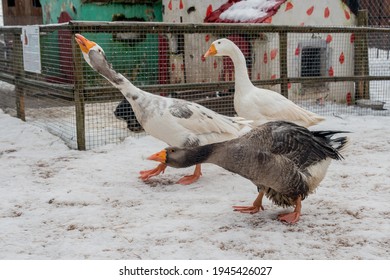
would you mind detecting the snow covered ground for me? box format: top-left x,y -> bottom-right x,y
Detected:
1,108 -> 389,260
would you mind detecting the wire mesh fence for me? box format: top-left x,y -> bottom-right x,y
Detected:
359,0 -> 390,28
1,21 -> 390,150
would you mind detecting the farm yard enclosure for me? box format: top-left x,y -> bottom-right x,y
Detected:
1,6 -> 390,262
1,21 -> 390,150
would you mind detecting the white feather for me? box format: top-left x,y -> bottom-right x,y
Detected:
208,38 -> 325,128
306,159 -> 332,193
84,42 -> 253,149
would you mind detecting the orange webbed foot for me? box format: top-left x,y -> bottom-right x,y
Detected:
278,196 -> 302,224
277,211 -> 300,224
232,205 -> 264,214
139,163 -> 167,181
233,191 -> 265,214
177,174 -> 201,185
176,164 -> 202,185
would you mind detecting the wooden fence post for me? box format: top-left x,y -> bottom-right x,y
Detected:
355,10 -> 370,100
13,32 -> 26,121
279,32 -> 288,98
72,32 -> 86,151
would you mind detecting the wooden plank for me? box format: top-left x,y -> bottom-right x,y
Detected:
355,10 -> 370,100
279,32 -> 288,97
66,21 -> 390,34
0,73 -> 15,84
78,74 -> 390,102
15,88 -> 25,121
13,32 -> 26,121
72,33 -> 86,151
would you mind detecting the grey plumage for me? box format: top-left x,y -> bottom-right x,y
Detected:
169,102 -> 194,119
161,121 -> 348,208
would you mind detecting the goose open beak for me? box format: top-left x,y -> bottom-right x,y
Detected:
147,149 -> 167,163
204,43 -> 217,57
75,34 -> 96,54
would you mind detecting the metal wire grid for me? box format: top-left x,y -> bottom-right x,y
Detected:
1,22 -> 390,150
359,0 -> 390,27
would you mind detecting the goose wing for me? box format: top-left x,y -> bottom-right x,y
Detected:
247,88 -> 324,127
172,101 -> 251,145
266,121 -> 341,169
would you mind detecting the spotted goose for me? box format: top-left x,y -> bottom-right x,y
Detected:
75,34 -> 251,184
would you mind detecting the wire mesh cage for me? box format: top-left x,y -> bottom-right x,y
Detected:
1,21 -> 390,150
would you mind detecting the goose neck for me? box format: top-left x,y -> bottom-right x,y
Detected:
103,67 -> 143,101
180,144 -> 217,167
228,48 -> 253,89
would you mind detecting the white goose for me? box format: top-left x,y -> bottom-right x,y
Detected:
204,38 -> 325,127
75,34 -> 251,185
204,38 -> 326,217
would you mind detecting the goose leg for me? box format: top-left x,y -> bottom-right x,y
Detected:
177,164 -> 202,185
139,163 -> 167,181
278,196 -> 302,224
233,192 -> 265,214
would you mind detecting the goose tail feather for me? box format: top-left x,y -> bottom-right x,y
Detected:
312,130 -> 350,159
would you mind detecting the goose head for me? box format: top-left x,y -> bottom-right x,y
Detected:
148,147 -> 199,168
147,147 -> 186,168
204,38 -> 236,57
75,34 -> 117,81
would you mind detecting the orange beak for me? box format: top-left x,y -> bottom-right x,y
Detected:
204,43 -> 217,57
75,34 -> 96,54
147,149 -> 167,163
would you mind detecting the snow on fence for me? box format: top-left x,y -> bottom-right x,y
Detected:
0,21 -> 390,150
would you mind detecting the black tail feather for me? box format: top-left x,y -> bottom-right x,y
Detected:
311,130 -> 351,139
311,130 -> 350,160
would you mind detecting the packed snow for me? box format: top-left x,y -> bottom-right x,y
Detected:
1,108 -> 389,260
220,0 -> 280,22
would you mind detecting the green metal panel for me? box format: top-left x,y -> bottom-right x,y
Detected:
39,0 -> 162,86
40,0 -> 162,24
